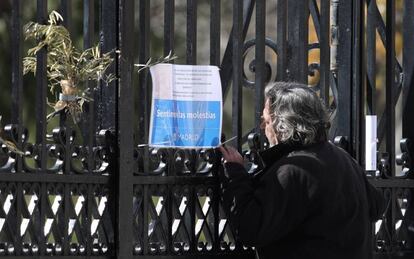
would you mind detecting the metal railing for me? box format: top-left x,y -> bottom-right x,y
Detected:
0,0 -> 413,258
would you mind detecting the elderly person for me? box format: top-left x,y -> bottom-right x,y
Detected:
219,82 -> 384,259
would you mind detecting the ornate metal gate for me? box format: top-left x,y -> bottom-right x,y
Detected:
0,0 -> 413,258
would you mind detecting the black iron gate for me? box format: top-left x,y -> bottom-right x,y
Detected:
0,0 -> 413,258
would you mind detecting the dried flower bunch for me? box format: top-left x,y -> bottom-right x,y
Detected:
23,11 -> 115,123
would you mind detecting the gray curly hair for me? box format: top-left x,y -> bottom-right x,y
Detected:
264,82 -> 330,145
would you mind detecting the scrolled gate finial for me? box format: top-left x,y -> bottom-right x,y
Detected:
379,153 -> 390,178
247,132 -> 260,151
396,138 -> 412,177
333,135 -> 348,151
245,133 -> 265,174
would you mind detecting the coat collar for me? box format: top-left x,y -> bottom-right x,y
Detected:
258,141 -> 326,168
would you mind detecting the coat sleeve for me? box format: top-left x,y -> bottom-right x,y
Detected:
220,161 -> 315,247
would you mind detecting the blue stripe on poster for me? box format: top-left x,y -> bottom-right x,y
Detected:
150,99 -> 221,147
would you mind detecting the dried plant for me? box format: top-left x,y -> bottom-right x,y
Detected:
134,50 -> 177,72
23,11 -> 115,123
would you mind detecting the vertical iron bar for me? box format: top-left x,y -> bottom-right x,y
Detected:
59,1 -> 72,131
276,0 -> 287,81
15,183 -> 23,255
187,0 -> 197,65
255,0 -> 265,148
190,186 -> 196,252
166,183 -> 172,253
335,0 -> 353,153
232,0 -> 243,150
36,0 -> 48,171
137,0 -> 150,180
401,26 -> 414,257
118,0 -> 135,258
84,0 -> 95,49
210,0 -> 220,66
99,0 -> 118,130
142,186 -> 149,254
59,107 -> 67,127
402,0 -> 414,169
220,0 -> 255,97
164,0 -> 175,57
11,0 -> 23,174
213,183 -> 219,252
352,0 -> 365,163
137,0 -> 150,145
83,0 -> 96,176
60,0 -> 73,36
391,188 -> 396,252
11,0 -> 22,126
64,130 -> 71,175
63,184 -> 70,255
40,183 -> 46,255
287,0 -> 308,83
86,184 -> 93,256
385,0 -> 395,176
100,2 -> 119,259
367,0 -> 376,115
211,2 -> 221,250
164,1 -> 174,251
186,5 -> 198,244
320,0 -> 330,106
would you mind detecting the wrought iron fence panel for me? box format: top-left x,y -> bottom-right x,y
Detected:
1,0 -> 116,258
1,0 -> 414,258
363,0 -> 414,257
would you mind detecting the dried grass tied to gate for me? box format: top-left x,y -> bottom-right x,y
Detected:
23,11 -> 115,124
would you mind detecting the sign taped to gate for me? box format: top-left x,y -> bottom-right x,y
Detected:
149,64 -> 222,148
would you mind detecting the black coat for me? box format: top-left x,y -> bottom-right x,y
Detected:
221,141 -> 385,259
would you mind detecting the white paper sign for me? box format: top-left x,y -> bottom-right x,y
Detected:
149,64 -> 222,148
365,115 -> 377,171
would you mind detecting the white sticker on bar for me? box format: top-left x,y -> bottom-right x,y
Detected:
365,115 -> 377,171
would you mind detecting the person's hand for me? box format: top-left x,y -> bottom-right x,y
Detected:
218,146 -> 244,165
